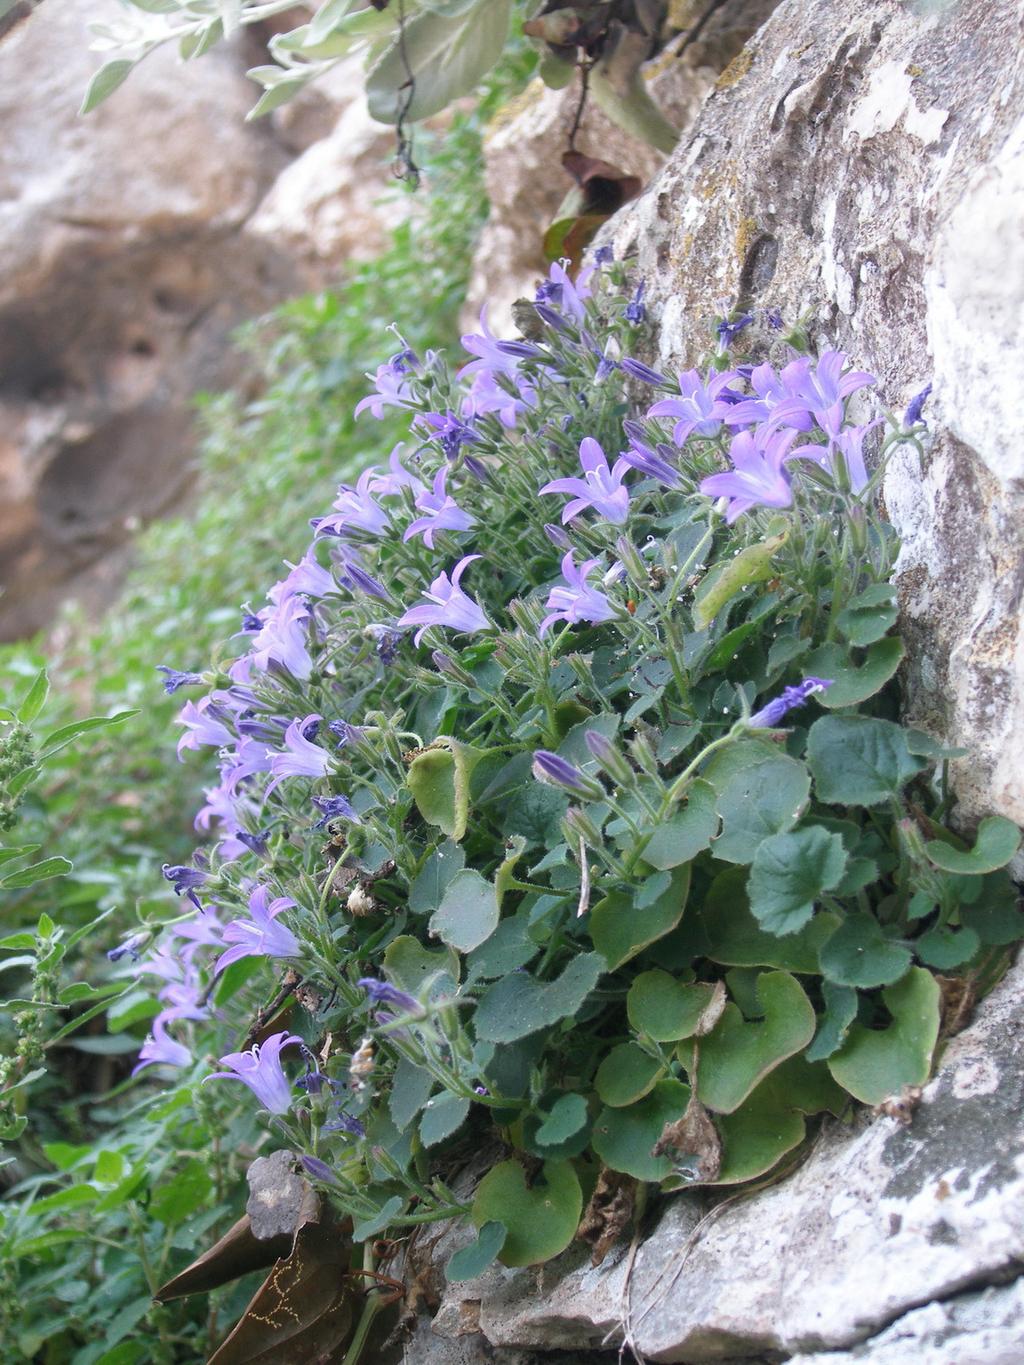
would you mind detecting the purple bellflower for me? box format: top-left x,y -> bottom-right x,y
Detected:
462,368 -> 531,429
368,443 -> 425,499
700,426 -> 799,522
648,368 -> 739,445
162,862 -> 207,910
417,410 -> 479,462
904,382 -> 932,428
358,977 -> 424,1017
312,794 -> 360,829
157,666 -> 203,694
354,362 -> 415,420
621,421 -> 682,487
459,308 -> 523,380
267,715 -> 333,792
791,422 -> 879,494
535,259 -> 594,324
397,555 -> 491,646
317,470 -> 391,538
540,437 -> 631,525
249,593 -> 314,681
620,356 -> 672,387
769,351 -> 876,439
132,1015 -> 191,1075
624,281 -> 646,324
749,677 -> 833,728
532,750 -> 605,800
403,466 -> 476,548
176,698 -> 234,759
206,1032 -> 303,1114
540,550 -> 618,636
215,886 -> 299,974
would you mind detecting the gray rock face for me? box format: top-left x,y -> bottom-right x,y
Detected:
422,955 -> 1024,1362
0,2 -> 394,639
603,0 -> 1024,831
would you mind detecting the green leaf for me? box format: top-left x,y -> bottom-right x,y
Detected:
409,839 -> 465,914
925,816 -> 1021,875
818,912 -> 913,988
807,715 -> 925,806
915,923 -> 980,969
595,1042 -> 664,1107
389,1057 -> 435,1132
366,0 -> 512,124
80,59 -> 136,115
27,1184 -> 99,1215
430,868 -> 498,954
692,534 -> 787,630
960,874 -> 1024,944
471,1160 -> 581,1266
43,1142 -> 93,1171
806,982 -> 858,1062
407,740 -> 485,842
828,968 -> 940,1105
0,932 -> 36,950
0,844 -> 40,868
698,866 -> 840,972
17,669 -> 49,723
590,866 -> 690,970
474,952 -> 603,1043
382,936 -> 459,998
690,972 -> 816,1113
149,1159 -> 213,1227
1,856 -> 72,889
627,971 -> 720,1042
835,585 -> 898,645
446,1221 -> 507,1282
419,1092 -> 470,1147
353,1194 -> 404,1243
641,780 -> 718,870
747,826 -> 847,936
712,1056 -> 847,1185
465,913 -> 541,983
534,1093 -> 589,1146
713,756 -> 811,863
592,1079 -> 690,1181
803,637 -> 905,707
39,710 -> 137,760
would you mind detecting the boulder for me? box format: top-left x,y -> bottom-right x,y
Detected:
601,0 -> 1024,831
0,1 -> 395,639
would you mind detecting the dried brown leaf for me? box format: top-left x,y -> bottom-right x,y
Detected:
577,1167 -> 637,1265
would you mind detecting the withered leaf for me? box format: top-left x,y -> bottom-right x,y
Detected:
652,1093 -> 722,1183
577,1167 -> 637,1266
154,1215 -> 292,1303
694,979 -> 727,1036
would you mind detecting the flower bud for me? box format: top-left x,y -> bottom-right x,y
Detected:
584,729 -> 635,787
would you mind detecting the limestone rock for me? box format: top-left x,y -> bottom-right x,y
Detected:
0,1 -> 395,639
464,0 -> 783,333
428,954 -> 1024,1360
603,0 -> 1024,829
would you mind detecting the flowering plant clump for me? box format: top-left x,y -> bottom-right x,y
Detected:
121,256 -> 1021,1297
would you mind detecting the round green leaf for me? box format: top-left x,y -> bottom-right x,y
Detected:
595,1043 -> 665,1107
807,716 -> 924,807
925,816 -> 1022,875
914,924 -> 981,969
747,826 -> 848,936
626,970 -> 719,1042
699,866 -> 840,973
641,780 -> 719,870
835,585 -> 898,645
471,1160 -> 582,1266
805,982 -> 858,1063
818,912 -> 913,988
592,1079 -> 690,1181
712,756 -> 811,864
429,868 -> 498,954
691,971 -> 816,1113
590,866 -> 690,970
474,952 -> 604,1043
534,1093 -> 589,1146
828,968 -> 940,1104
804,637 -> 905,707
420,1092 -> 470,1148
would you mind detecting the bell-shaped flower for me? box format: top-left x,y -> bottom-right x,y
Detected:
132,1013 -> 191,1076
540,551 -> 618,635
266,715 -> 333,794
175,698 -> 234,759
354,361 -> 415,420
215,886 -> 299,974
540,437 -> 631,525
249,593 -> 314,680
316,470 -> 391,538
397,555 -> 491,646
699,426 -> 799,522
648,368 -> 739,445
403,467 -> 476,548
769,351 -> 876,438
206,1033 -> 303,1114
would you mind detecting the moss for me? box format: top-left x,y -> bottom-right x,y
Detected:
715,46 -> 754,91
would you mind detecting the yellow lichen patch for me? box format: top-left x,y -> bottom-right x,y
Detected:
789,41 -> 814,60
905,63 -> 924,78
716,47 -> 754,91
483,78 -> 545,142
735,215 -> 760,264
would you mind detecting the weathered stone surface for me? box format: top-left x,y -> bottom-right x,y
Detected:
601,0 -> 1024,829
430,955 -> 1024,1361
0,1 -> 395,639
464,0 -> 783,332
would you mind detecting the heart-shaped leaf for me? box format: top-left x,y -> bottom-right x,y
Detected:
595,1043 -> 665,1107
712,756 -> 811,864
640,780 -> 719,870
804,637 -> 904,706
590,866 -> 690,970
925,816 -> 1021,875
747,826 -> 847,935
592,1079 -> 690,1181
818,912 -> 912,988
474,952 -> 604,1043
807,716 -> 924,807
835,584 -> 898,645
689,972 -> 815,1113
471,1160 -> 581,1267
446,1221 -> 507,1282
627,970 -> 721,1042
828,967 -> 940,1104
698,867 -> 840,972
